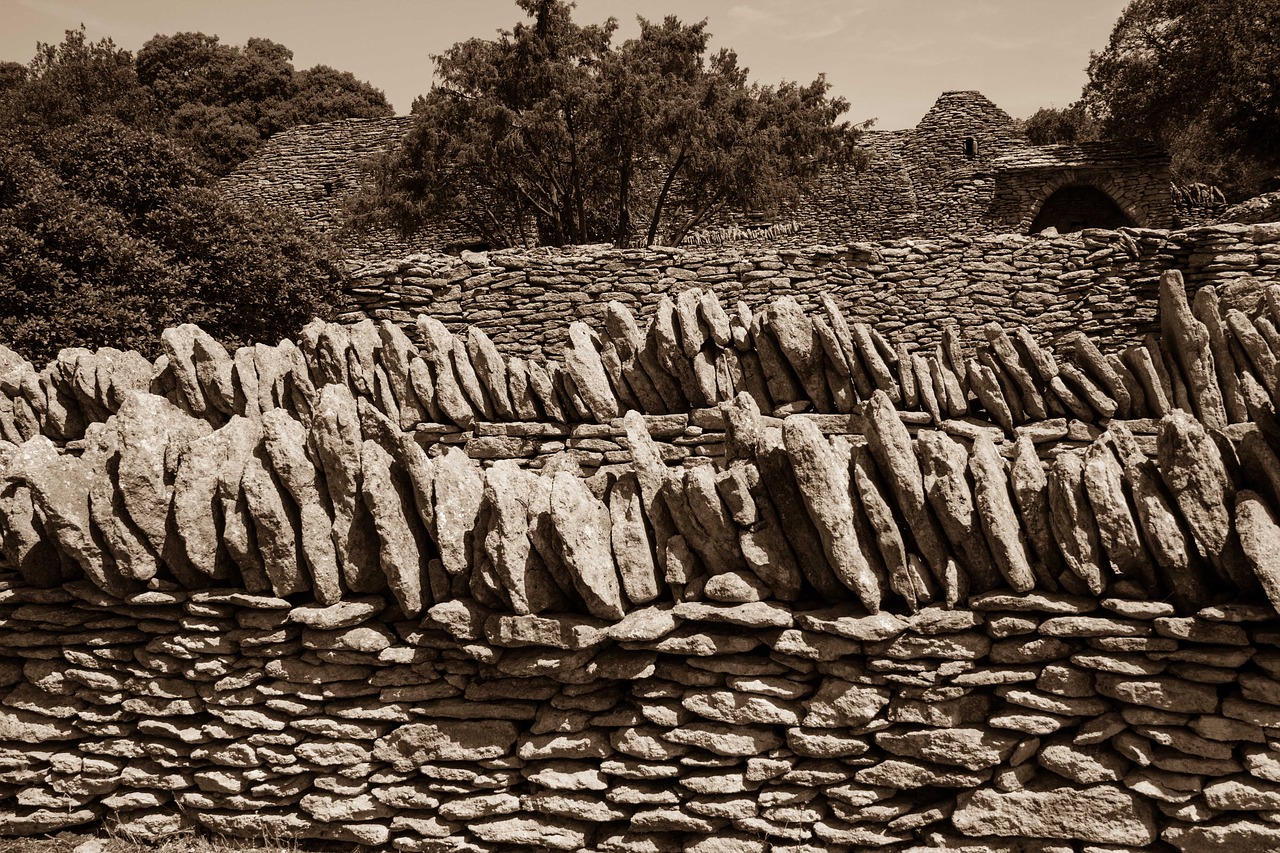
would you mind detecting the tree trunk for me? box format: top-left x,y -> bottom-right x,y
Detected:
615,150 -> 633,247
646,148 -> 687,247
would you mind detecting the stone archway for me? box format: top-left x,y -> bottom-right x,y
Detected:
1028,184 -> 1135,233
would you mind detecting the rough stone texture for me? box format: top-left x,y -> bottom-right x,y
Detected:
549,472 -> 626,620
7,241 -> 1280,852
360,440 -> 427,617
952,787 -> 1156,845
262,410 -> 343,604
782,416 -> 881,611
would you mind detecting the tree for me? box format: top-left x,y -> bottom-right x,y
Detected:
136,32 -> 394,173
0,118 -> 345,363
1082,0 -> 1280,198
0,25 -> 154,138
0,26 -> 377,362
352,0 -> 861,247
1021,102 -> 1100,146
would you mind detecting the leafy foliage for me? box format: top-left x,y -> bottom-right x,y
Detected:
1,26 -> 394,175
1080,0 -> 1280,198
0,124 -> 346,364
352,0 -> 862,247
135,32 -> 394,173
1021,102 -> 1100,146
0,26 -> 153,137
0,24 -> 360,361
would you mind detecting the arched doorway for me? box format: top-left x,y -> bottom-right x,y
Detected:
1029,184 -> 1135,233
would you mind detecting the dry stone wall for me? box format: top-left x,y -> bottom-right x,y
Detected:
7,269 -> 1280,850
343,222 -> 1280,361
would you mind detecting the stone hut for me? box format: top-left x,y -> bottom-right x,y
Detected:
218,90 -> 1174,257
779,90 -> 1173,243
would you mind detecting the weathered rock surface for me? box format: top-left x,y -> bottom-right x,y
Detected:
952,786 -> 1156,845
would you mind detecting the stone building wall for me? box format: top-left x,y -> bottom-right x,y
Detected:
5,267 -> 1280,849
342,223 -> 1280,362
217,91 -> 1177,257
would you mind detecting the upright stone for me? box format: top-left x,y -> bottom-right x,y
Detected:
484,460 -> 562,614
160,324 -> 209,417
1237,490 -> 1280,614
918,430 -> 998,591
346,318 -> 381,398
451,336 -> 495,420
1009,435 -> 1063,589
757,434 -> 845,600
241,443 -> 308,597
1083,434 -> 1155,591
6,435 -> 118,594
378,320 -> 428,429
622,410 -> 678,578
1157,410 -> 1233,569
308,384 -> 381,593
608,471 -> 662,606
1159,270 -> 1226,427
114,392 -> 211,562
1066,332 -> 1131,419
1110,422 -> 1213,609
191,333 -> 236,417
783,416 -> 883,611
416,315 -> 476,428
564,323 -> 621,422
432,447 -> 485,578
863,390 -> 954,601
550,472 -> 626,620
360,440 -> 428,617
1193,286 -> 1247,424
1047,451 -> 1107,595
969,435 -> 1036,593
261,410 -> 343,604
984,323 -> 1047,420
769,297 -> 832,411
852,445 -> 935,609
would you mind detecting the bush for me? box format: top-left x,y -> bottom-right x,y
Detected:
0,129 -> 345,364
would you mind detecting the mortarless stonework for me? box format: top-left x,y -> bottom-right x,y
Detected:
219,91 -> 1176,259
341,222 -> 1280,360
5,265 -> 1280,850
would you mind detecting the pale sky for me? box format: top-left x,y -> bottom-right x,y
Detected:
1,0 -> 1129,130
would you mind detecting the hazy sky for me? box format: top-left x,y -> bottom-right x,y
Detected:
2,0 -> 1129,130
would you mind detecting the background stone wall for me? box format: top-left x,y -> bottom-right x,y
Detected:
6,269 -> 1280,849
342,222 -> 1280,362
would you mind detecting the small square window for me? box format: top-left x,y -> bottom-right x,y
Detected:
963,137 -> 978,158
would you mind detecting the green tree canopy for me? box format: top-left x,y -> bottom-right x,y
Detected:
1080,0 -> 1280,198
0,26 -> 395,174
1020,102 -> 1100,146
0,119 -> 346,363
352,0 -> 862,248
0,25 -> 377,362
136,32 -> 394,173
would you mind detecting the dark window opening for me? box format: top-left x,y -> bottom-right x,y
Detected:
322,181 -> 335,197
1029,184 -> 1135,234
963,137 -> 977,158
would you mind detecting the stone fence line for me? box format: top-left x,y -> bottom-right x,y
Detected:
3,256 -> 1280,849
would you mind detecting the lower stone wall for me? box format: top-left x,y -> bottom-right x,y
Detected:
10,254 -> 1280,849
2,580 -> 1279,851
